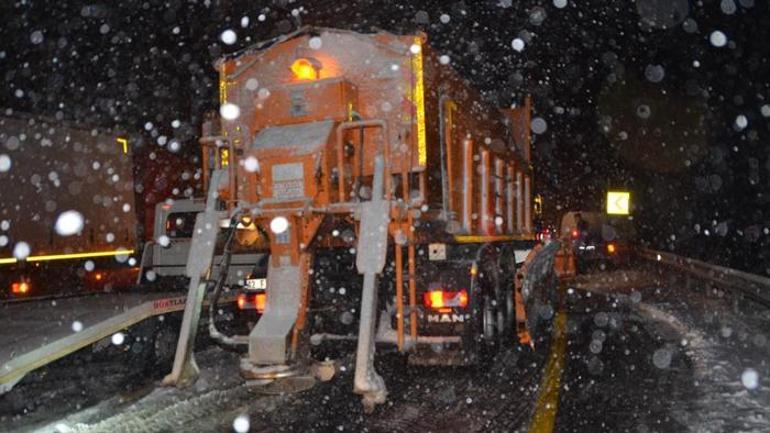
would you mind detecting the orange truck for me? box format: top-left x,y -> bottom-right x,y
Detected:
164,27 -> 558,410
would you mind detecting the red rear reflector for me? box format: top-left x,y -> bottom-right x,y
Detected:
254,293 -> 267,313
423,289 -> 468,310
237,293 -> 247,310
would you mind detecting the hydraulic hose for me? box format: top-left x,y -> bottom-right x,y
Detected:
208,214 -> 247,347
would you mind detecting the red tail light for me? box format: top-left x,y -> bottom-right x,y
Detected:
237,293 -> 247,309
571,229 -> 579,239
423,289 -> 469,310
11,281 -> 30,295
254,293 -> 267,313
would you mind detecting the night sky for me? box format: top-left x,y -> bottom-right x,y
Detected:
1,0 -> 768,273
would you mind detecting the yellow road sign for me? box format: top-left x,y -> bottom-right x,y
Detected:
607,191 -> 630,215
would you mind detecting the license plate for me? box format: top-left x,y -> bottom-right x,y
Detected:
245,278 -> 267,290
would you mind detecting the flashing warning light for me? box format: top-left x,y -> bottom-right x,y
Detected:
607,191 -> 631,215
606,243 -> 616,254
11,281 -> 29,295
290,58 -> 321,80
423,289 -> 469,310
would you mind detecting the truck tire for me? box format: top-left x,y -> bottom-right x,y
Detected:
467,260 -> 500,364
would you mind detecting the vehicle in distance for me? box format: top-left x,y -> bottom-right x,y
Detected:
560,210 -> 636,272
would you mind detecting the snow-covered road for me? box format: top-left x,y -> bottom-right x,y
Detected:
3,267 -> 769,433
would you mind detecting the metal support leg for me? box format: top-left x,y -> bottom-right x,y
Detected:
353,156 -> 389,412
163,276 -> 206,386
163,169 -> 227,386
354,272 -> 387,412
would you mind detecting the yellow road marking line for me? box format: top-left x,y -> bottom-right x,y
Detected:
529,309 -> 568,433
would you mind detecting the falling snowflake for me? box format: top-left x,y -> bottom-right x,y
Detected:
220,103 -> 241,120
710,30 -> 727,47
220,29 -> 237,45
55,210 -> 84,236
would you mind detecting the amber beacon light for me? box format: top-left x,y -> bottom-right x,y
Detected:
290,57 -> 321,80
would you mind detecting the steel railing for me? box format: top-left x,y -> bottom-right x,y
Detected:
638,248 -> 770,308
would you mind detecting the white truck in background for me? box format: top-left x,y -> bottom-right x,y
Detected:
0,111 -> 243,297
0,112 -> 139,296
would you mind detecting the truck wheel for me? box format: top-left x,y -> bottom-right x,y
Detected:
153,323 -> 179,368
468,288 -> 499,364
499,257 -> 516,344
497,287 -> 513,347
481,294 -> 500,360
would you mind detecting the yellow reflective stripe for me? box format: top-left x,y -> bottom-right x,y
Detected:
219,63 -> 227,105
220,148 -> 230,168
0,249 -> 134,264
529,310 -> 568,433
412,37 -> 427,167
453,234 -> 535,243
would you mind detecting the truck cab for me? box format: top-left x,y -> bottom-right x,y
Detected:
138,198 -> 268,288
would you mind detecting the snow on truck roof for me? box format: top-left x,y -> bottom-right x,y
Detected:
251,120 -> 335,156
217,26 -> 419,66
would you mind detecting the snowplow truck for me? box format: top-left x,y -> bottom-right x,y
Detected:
166,27 -> 559,410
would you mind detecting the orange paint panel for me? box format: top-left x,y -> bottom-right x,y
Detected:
480,150 -> 492,235
251,78 -> 357,130
506,164 -> 516,234
462,138 -> 474,232
494,158 -> 505,234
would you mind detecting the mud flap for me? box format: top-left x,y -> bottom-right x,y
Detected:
353,156 -> 389,412
516,241 -> 561,347
163,169 -> 227,387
